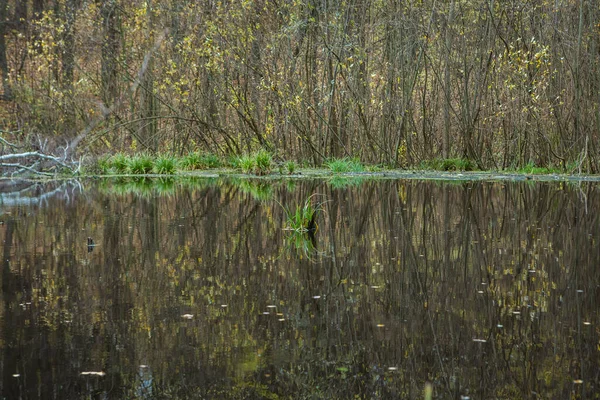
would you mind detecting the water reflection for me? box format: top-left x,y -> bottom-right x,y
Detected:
0,178 -> 598,399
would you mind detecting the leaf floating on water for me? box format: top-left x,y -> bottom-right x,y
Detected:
181,314 -> 194,319
80,371 -> 106,377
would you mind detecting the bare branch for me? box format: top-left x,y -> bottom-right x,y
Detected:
1,162 -> 55,176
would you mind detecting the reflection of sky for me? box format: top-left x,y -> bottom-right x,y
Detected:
136,365 -> 153,399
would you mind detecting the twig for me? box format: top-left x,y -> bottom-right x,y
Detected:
1,163 -> 55,176
0,135 -> 22,149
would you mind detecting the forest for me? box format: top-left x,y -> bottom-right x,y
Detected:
0,0 -> 599,173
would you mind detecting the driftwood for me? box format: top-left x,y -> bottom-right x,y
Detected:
0,150 -> 75,176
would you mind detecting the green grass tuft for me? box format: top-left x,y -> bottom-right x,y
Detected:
128,153 -> 154,174
237,150 -> 273,175
518,161 -> 561,175
280,194 -> 327,233
154,155 -> 177,174
284,160 -> 298,174
238,154 -> 256,174
420,158 -> 476,171
110,153 -> 129,174
180,152 -> 221,170
325,158 -> 365,173
254,150 -> 272,175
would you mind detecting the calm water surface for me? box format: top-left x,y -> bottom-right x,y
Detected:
0,177 -> 599,399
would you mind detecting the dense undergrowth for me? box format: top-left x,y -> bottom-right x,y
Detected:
85,152 -> 581,177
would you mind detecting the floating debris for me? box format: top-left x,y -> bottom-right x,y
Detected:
181,314 -> 194,319
80,371 -> 106,377
87,237 -> 95,253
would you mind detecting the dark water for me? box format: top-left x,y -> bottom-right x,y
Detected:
1,177 -> 599,399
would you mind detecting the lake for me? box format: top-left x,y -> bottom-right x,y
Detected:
1,177 -> 598,399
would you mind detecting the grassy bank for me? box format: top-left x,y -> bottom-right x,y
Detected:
84,152 -> 584,178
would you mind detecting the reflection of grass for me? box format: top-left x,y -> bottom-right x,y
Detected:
154,177 -> 176,195
98,176 -> 183,197
328,176 -> 365,189
179,176 -> 219,191
235,179 -> 274,201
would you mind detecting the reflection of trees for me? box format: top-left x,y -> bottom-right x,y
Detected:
0,179 -> 598,398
